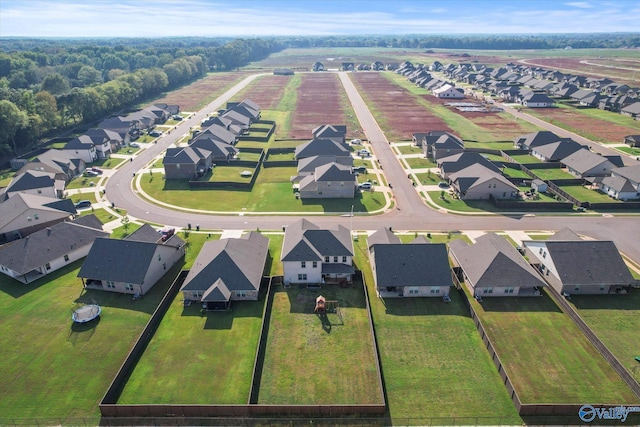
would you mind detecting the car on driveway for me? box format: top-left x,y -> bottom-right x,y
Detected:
84,170 -> 99,177
358,149 -> 371,157
358,182 -> 372,190
74,200 -> 92,209
160,226 -> 175,241
438,181 -> 450,188
350,139 -> 362,145
89,167 -> 103,174
352,166 -> 367,174
149,130 -> 162,137
129,142 -> 140,148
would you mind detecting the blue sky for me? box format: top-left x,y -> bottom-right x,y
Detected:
1,0 -> 639,37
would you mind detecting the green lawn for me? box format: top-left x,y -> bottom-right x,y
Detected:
0,259 -> 181,420
352,238 -> 521,423
468,290 -> 640,404
561,185 -> 619,203
0,167 -> 14,187
531,168 -> 575,180
396,144 -> 423,155
237,151 -> 263,162
617,146 -> 640,156
207,165 -> 255,182
65,175 -> 102,190
258,284 -> 382,404
508,154 -> 543,164
463,142 -> 516,151
502,166 -> 530,179
570,288 -> 640,383
427,191 -> 496,213
405,157 -> 436,169
414,171 -> 440,185
143,168 -> 387,213
266,152 -> 294,161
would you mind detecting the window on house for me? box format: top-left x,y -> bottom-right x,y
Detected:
324,256 -> 329,263
546,269 -> 550,276
64,254 -> 69,262
505,287 -> 514,294
125,283 -> 134,291
34,214 -> 39,220
430,287 -> 440,294
574,286 -> 580,291
298,273 -> 307,281
176,164 -> 180,169
163,263 -> 166,270
334,256 -> 338,263
312,261 -> 317,268
45,263 -> 51,270
342,256 -> 347,263
107,281 -> 116,289
542,252 -> 546,259
539,248 -> 543,254
37,190 -> 42,194
158,254 -> 162,261
301,261 -> 306,268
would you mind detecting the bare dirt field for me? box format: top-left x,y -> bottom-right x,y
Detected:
231,74 -> 292,110
153,72 -> 251,111
527,107 -> 640,142
288,73 -> 353,139
351,72 -> 453,141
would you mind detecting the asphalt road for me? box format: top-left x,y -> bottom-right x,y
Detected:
104,72 -> 640,261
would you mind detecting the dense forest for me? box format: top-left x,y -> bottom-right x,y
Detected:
1,33 -> 638,157
0,37 -> 284,156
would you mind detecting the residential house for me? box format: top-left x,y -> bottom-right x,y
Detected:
63,135 -> 100,163
620,102 -> 640,119
421,132 -> 465,161
0,193 -> 76,242
180,232 -> 269,310
78,224 -> 185,295
163,146 -> 212,180
367,229 -> 452,298
437,152 -> 502,180
5,170 -> 64,199
312,125 -> 347,144
521,92 -> 555,108
99,115 -> 141,141
291,155 -> 352,180
599,165 -> 640,200
523,233 -> 635,295
433,84 -> 464,99
196,124 -> 238,146
225,99 -> 260,123
624,135 -> 640,147
561,148 -> 620,178
312,62 -> 325,71
20,149 -> 85,182
220,110 -> 251,133
0,215 -> 108,284
190,137 -> 239,162
449,233 -> 545,297
448,163 -> 519,200
294,138 -> 350,161
530,139 -> 584,162
514,131 -> 562,150
297,162 -> 356,199
281,219 -> 354,286
85,128 -> 125,152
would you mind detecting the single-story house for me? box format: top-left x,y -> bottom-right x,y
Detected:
294,138 -> 350,161
530,139 -> 584,162
312,125 -> 347,144
437,152 -> 502,179
514,131 -> 562,150
0,215 -> 108,284
78,224 -> 185,295
448,163 -> 519,200
599,165 -> 640,200
281,219 -> 354,286
297,162 -> 356,199
433,84 -> 464,99
521,92 -> 555,108
0,193 -> 76,242
621,102 -> 640,119
624,135 -> 640,148
449,233 -> 546,297
421,132 -> 465,161
5,170 -> 64,199
180,232 -> 269,310
368,229 -> 452,298
523,232 -> 636,295
561,148 -> 621,178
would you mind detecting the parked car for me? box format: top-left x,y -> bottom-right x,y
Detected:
160,227 -> 175,242
350,138 -> 362,145
90,167 -> 103,174
129,142 -> 140,148
358,182 -> 372,190
84,170 -> 99,177
352,166 -> 367,173
149,130 -> 162,137
74,200 -> 92,209
438,181 -> 450,188
358,149 -> 371,157
172,115 -> 183,121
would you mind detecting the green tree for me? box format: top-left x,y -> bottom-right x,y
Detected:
41,73 -> 70,95
0,99 -> 29,153
76,65 -> 102,87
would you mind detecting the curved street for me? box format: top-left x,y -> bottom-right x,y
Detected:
104,72 -> 640,261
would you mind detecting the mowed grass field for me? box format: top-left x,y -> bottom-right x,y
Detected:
468,290 -> 639,404
352,238 -> 521,423
258,283 -> 382,404
0,259 -> 182,421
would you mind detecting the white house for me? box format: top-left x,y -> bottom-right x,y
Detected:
281,219 -> 354,285
433,84 -> 465,99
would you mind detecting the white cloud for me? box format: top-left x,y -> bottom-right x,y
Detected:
565,1 -> 594,8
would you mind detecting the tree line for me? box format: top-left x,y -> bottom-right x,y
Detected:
0,37 -> 284,156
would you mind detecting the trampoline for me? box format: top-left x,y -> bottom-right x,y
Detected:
72,304 -> 101,323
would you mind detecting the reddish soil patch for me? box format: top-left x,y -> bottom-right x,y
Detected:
289,73 -> 350,139
529,107 -> 639,142
351,73 -> 452,141
232,74 -> 292,110
153,72 -> 251,111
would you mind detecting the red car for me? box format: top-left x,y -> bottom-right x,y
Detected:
160,227 -> 175,241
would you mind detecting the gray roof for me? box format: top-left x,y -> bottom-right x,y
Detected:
601,175 -> 636,193
0,219 -> 108,275
561,148 -> 614,174
548,228 -> 582,241
438,152 -> 501,176
372,243 -> 451,288
612,165 -> 640,184
314,162 -> 355,182
514,131 -> 561,148
294,138 -> 350,160
6,170 -> 56,193
281,219 -> 353,262
198,124 -> 238,145
190,137 -> 238,159
621,102 -> 640,115
448,163 -> 517,193
297,155 -> 352,175
64,135 -> 95,150
367,228 -> 401,249
312,124 -> 347,140
180,232 -> 268,295
544,241 -> 635,286
78,231 -> 184,283
449,233 -> 545,289
163,146 -> 210,165
126,223 -> 163,243
0,193 -> 75,231
531,139 -> 584,161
